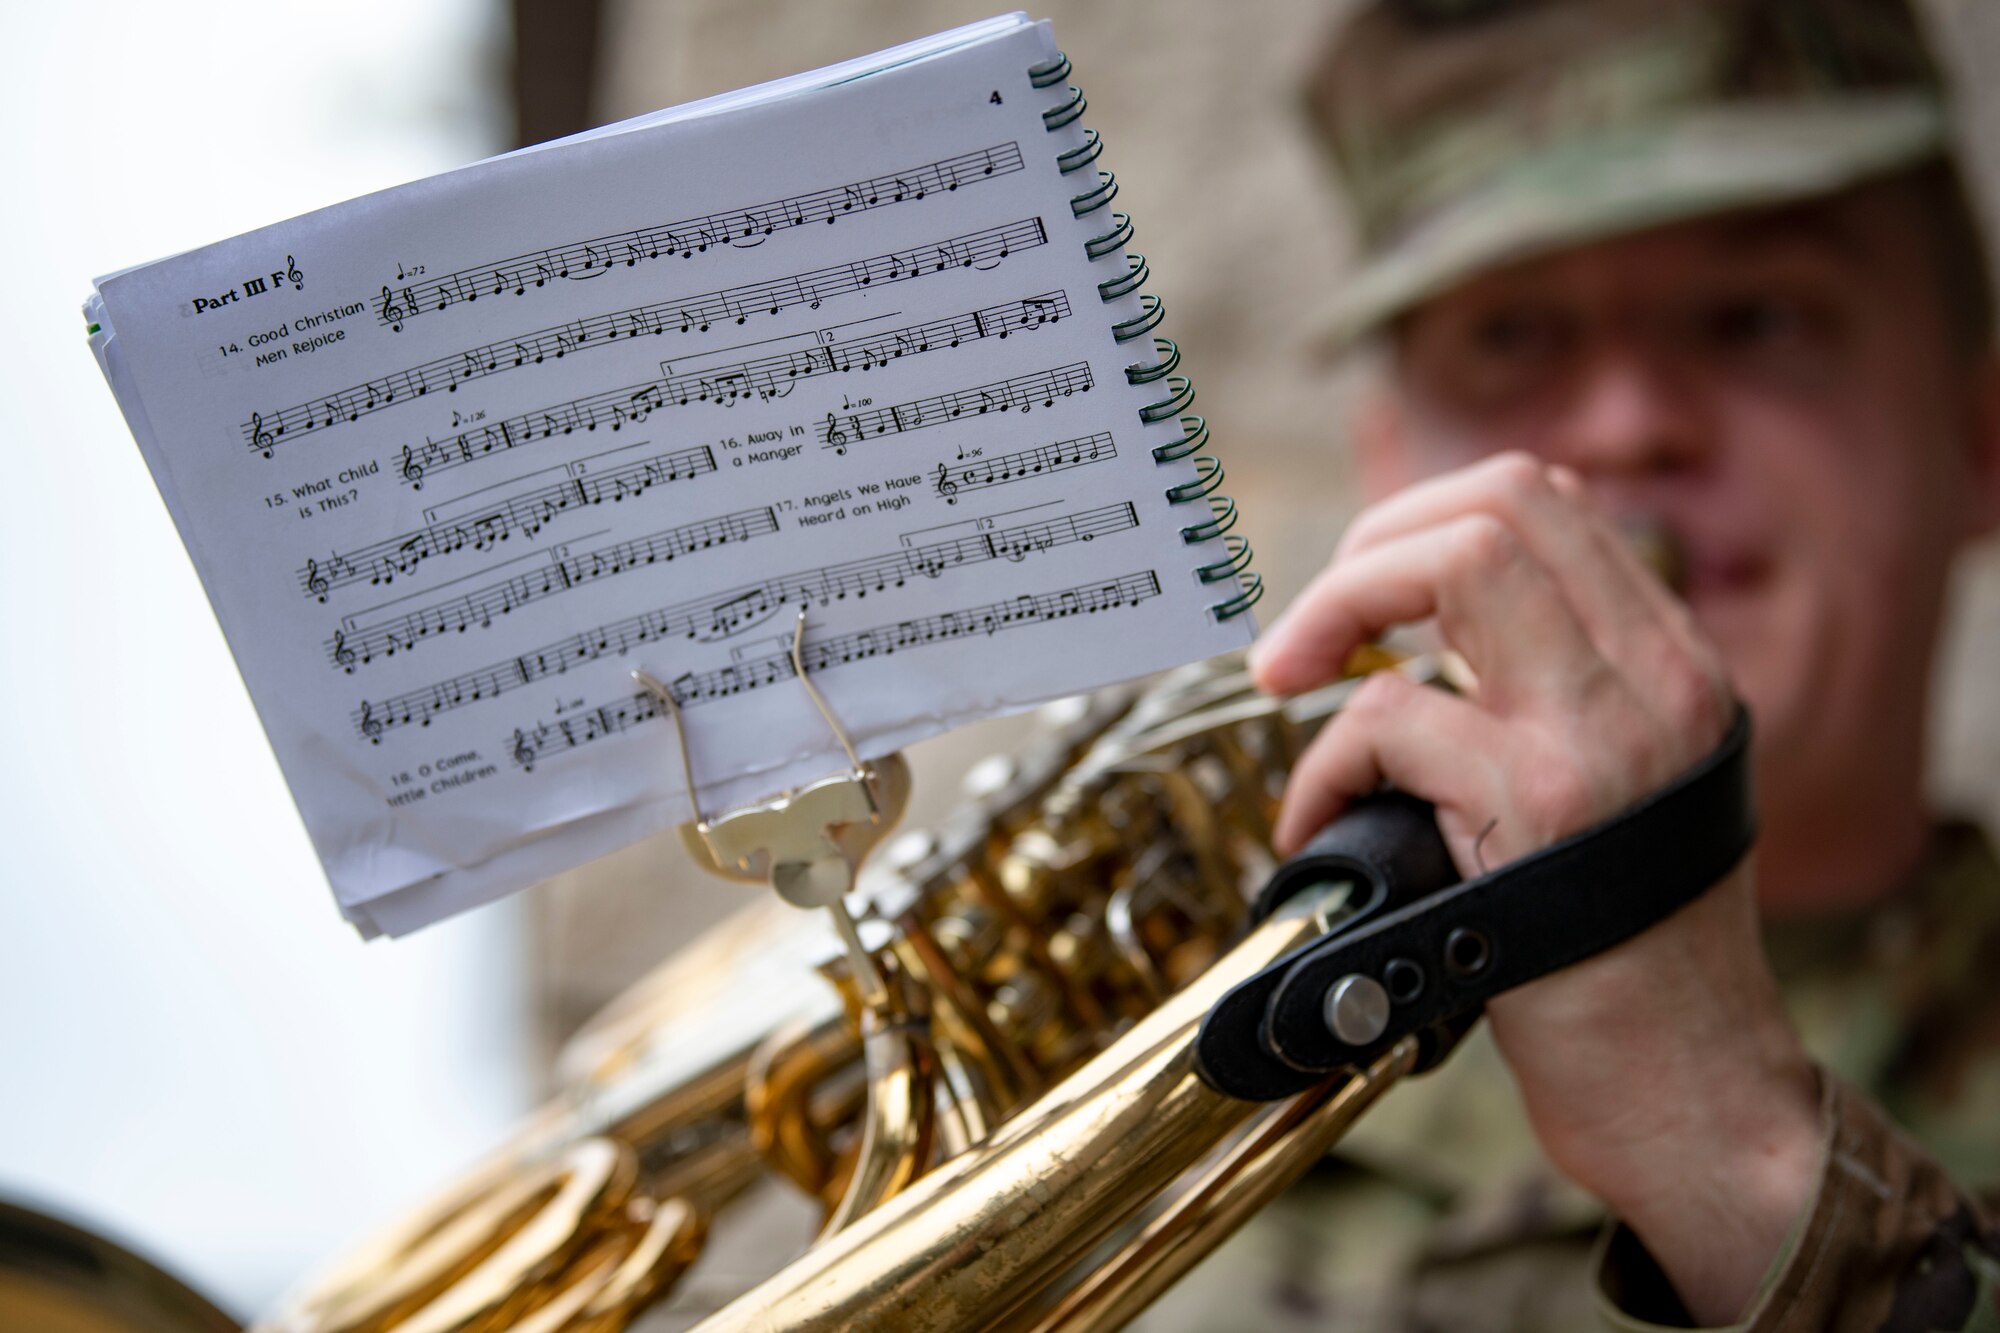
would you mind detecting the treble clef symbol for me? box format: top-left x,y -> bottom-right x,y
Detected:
823,411 -> 848,455
333,629 -> 356,671
284,255 -> 304,290
251,411 -> 275,458
306,557 -> 329,600
934,460 -> 958,505
511,727 -> 536,770
400,443 -> 424,489
380,285 -> 404,333
359,700 -> 382,742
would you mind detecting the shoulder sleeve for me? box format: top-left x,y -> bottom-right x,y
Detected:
1594,1072 -> 2000,1332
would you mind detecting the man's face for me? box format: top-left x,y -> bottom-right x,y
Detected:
1369,179 -> 2000,906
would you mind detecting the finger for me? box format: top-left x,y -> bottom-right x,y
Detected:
1542,465 -> 1703,644
1251,512 -> 1608,713
1335,454 -> 1688,677
1541,465 -> 1733,741
1273,671 -> 1510,859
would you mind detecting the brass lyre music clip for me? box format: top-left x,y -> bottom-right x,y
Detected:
633,607 -> 911,1000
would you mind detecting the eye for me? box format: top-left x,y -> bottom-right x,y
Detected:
1698,295 -> 1814,351
1470,304 -> 1568,361
1396,296 -> 1575,412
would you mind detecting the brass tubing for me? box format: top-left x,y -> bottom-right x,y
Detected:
1102,881 -> 1167,1003
502,1195 -> 706,1333
897,911 -> 1041,1109
690,883 -> 1361,1333
635,1125 -> 764,1218
1204,727 -> 1282,848
820,1011 -> 939,1235
976,843 -> 1112,1036
593,1056 -> 750,1161
566,1198 -> 708,1333
745,1016 -> 860,1198
498,1240 -> 628,1333
263,1140 -> 636,1333
930,1037 -> 1003,1158
1011,1040 -> 1417,1333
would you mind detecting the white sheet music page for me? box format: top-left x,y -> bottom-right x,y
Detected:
87,15 -> 1252,936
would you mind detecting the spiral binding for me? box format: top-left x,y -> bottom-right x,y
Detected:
1031,52 -> 1261,622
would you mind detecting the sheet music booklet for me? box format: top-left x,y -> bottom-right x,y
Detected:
85,13 -> 1260,936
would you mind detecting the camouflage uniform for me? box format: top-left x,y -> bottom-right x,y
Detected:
1139,0 -> 2000,1325
1142,823 -> 2000,1330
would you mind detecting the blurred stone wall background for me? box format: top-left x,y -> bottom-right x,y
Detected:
533,0 -> 2000,1046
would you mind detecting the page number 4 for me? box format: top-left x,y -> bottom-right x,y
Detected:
990,90 -> 1003,104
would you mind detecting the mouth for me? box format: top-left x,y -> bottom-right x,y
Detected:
1617,517 -> 1769,602
1680,550 -> 1770,599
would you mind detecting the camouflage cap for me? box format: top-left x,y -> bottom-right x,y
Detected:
1307,0 -> 1953,346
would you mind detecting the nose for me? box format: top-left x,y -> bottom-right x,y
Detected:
1543,347 -> 1709,481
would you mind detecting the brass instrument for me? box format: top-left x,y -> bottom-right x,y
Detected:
254,647 -> 1432,1333
0,1200 -> 243,1333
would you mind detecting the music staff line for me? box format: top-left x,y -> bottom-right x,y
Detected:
377,141 -> 1025,331
351,501 -> 1141,738
299,444 -> 714,600
902,497 -> 1060,541
505,570 -> 1165,769
395,290 -> 1071,489
821,362 -> 1095,454
355,530 -> 612,614
245,217 -> 1049,456
932,431 -> 1115,504
331,503 -> 783,670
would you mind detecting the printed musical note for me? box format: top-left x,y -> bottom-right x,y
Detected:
728,209 -> 772,247
374,142 -> 1027,329
396,292 -> 1070,489
502,571 -> 1164,768
331,505 -> 784,668
651,291 -> 1066,408
817,363 -> 1095,452
348,507 -> 1143,731
1018,295 -> 1063,328
297,445 -> 716,600
931,433 -> 1116,504
253,218 -> 1050,453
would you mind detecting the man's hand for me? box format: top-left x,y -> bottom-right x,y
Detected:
1248,454 -> 1823,1324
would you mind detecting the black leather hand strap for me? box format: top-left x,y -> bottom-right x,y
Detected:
1195,709 -> 1755,1101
